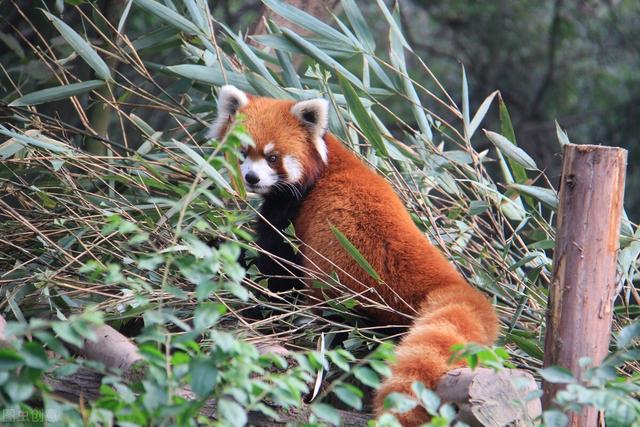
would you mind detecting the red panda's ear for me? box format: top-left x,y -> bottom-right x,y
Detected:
207,85 -> 249,139
290,98 -> 329,163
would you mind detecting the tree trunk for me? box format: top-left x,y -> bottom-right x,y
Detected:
542,143 -> 627,425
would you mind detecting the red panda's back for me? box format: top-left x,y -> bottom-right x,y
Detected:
294,134 -> 468,325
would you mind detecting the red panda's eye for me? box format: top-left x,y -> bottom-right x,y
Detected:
267,154 -> 278,164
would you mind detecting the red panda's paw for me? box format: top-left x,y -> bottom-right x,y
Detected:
374,377 -> 430,427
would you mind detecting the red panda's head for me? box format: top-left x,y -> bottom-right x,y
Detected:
208,85 -> 329,198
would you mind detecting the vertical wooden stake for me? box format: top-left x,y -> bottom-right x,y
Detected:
542,144 -> 627,425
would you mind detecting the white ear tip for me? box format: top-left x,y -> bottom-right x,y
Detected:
290,98 -> 329,126
208,85 -> 249,140
217,85 -> 249,108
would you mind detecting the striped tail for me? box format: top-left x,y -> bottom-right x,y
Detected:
374,283 -> 498,426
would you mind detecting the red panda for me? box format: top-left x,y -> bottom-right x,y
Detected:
209,85 -> 499,426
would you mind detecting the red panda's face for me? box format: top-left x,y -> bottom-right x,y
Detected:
208,86 -> 329,197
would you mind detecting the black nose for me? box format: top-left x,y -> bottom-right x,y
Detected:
245,172 -> 260,185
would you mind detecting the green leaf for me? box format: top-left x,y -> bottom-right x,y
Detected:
333,384 -> 363,410
387,23 -> 430,140
617,322 -> 640,349
461,65 -> 470,138
193,303 -> 223,331
264,0 -> 353,47
280,28 -> 362,90
133,0 -> 199,34
330,224 -> 381,282
42,11 -> 111,80
543,410 -> 570,427
0,126 -> 72,154
166,64 -> 252,92
353,366 -> 380,388
5,380 -> 34,403
0,349 -> 24,370
468,90 -> 498,138
383,392 -> 417,413
342,0 -> 375,52
218,398 -> 247,427
505,332 -> 544,360
499,97 -> 528,183
190,357 -> 218,396
311,403 -> 341,426
339,75 -> 387,157
22,341 -> 50,370
173,140 -> 234,194
539,366 -> 576,384
223,27 -> 278,86
9,80 -> 106,107
412,382 -> 440,415
183,0 -> 208,34
555,120 -> 571,147
375,0 -> 411,51
484,130 -> 538,170
508,184 -> 558,210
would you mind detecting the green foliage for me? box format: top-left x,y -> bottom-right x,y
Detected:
0,1 -> 639,426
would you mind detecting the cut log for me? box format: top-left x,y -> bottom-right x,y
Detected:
436,368 -> 541,426
71,324 -> 145,382
542,143 -> 627,425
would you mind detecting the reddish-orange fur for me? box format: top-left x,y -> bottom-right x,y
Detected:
239,96 -> 499,425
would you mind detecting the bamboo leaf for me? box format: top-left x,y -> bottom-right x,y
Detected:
263,0 -> 353,47
117,0 -> 134,33
133,0 -> 200,34
183,0 -> 208,35
338,75 -> 387,157
461,65 -> 470,138
375,0 -> 411,51
468,90 -> 498,138
555,120 -> 571,147
330,225 -> 381,282
223,26 -> 279,86
388,12 -> 430,140
9,80 -> 106,107
173,140 -> 234,194
280,28 -> 362,89
166,64 -> 252,92
342,0 -> 375,53
42,10 -> 112,80
250,34 -> 303,55
484,130 -> 538,170
0,126 -> 72,154
508,184 -> 558,209
505,332 -> 544,359
499,98 -> 528,183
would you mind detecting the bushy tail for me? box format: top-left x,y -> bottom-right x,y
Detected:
374,283 -> 498,426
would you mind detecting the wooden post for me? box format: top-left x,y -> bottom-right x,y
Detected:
542,144 -> 627,425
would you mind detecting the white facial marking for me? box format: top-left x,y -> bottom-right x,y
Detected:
283,155 -> 303,183
240,157 -> 277,194
263,143 -> 275,154
314,137 -> 328,163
